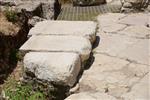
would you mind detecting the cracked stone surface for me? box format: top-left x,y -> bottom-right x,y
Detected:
66,13 -> 150,100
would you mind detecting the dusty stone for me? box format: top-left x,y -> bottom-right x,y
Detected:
119,14 -> 149,26
24,52 -> 81,87
28,21 -> 97,43
20,36 -> 92,62
65,92 -> 117,100
122,63 -> 149,77
101,23 -> 127,33
97,13 -> 126,27
94,34 -> 139,56
118,39 -> 149,65
122,73 -> 150,100
119,25 -> 150,38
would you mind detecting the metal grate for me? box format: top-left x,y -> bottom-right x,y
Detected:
57,4 -> 121,21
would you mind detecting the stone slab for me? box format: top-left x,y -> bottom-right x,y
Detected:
24,52 -> 81,87
118,14 -> 149,26
65,92 -> 117,100
94,34 -> 139,57
20,35 -> 92,61
121,73 -> 150,100
28,21 -> 97,43
118,25 -> 150,38
79,54 -> 141,97
118,39 -> 149,65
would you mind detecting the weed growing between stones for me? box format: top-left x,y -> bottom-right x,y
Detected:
4,9 -> 18,23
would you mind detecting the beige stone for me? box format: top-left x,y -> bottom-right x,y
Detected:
122,73 -> 150,100
119,14 -> 149,26
28,21 -> 97,43
20,35 -> 92,62
65,92 -> 117,100
118,39 -> 149,65
94,34 -> 139,56
119,26 -> 150,38
24,52 -> 81,87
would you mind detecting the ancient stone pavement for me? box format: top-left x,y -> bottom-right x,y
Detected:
19,13 -> 150,100
66,13 -> 150,100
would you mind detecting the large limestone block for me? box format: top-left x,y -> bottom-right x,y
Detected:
20,36 -> 92,62
28,21 -> 97,43
65,92 -> 117,100
121,73 -> 150,100
24,52 -> 81,87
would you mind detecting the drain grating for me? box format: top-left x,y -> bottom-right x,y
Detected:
57,4 -> 121,21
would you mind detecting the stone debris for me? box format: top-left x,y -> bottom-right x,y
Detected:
28,21 -> 97,43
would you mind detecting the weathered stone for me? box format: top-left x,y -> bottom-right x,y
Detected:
24,52 -> 81,87
119,14 -> 149,26
122,63 -> 149,77
118,39 -> 149,65
121,73 -> 150,100
94,34 -> 139,56
78,54 -> 142,97
65,92 -> 117,100
97,13 -> 126,27
20,36 -> 92,62
28,21 -> 97,43
119,25 -> 150,38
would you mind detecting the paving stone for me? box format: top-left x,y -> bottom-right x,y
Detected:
118,39 -> 149,65
100,23 -> 127,33
78,54 -> 140,96
20,36 -> 92,62
24,52 -> 81,87
65,92 -> 117,100
121,73 -> 150,100
119,25 -> 150,38
118,13 -> 149,26
121,63 -> 149,77
94,34 -> 139,56
28,21 -> 97,43
97,13 -> 126,25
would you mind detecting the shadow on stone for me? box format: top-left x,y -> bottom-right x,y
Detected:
92,36 -> 100,49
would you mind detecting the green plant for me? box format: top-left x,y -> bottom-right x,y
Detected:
3,79 -> 46,100
4,8 -> 18,23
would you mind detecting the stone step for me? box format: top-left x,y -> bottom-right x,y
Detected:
20,35 -> 92,62
28,21 -> 97,43
24,52 -> 81,87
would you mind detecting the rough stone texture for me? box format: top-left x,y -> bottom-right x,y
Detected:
118,25 -> 150,38
121,0 -> 149,12
0,0 -> 61,20
28,21 -> 97,43
121,73 -> 150,100
20,35 -> 92,62
24,52 -> 81,87
118,13 -> 149,26
72,13 -> 150,99
79,54 -> 141,97
94,34 -> 139,56
65,92 -> 117,100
